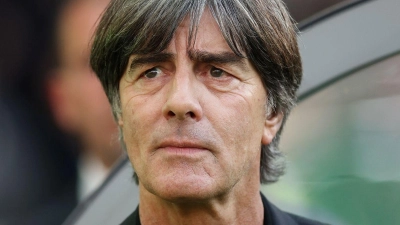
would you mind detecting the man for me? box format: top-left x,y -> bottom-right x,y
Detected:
90,0 -> 325,224
47,0 -> 122,201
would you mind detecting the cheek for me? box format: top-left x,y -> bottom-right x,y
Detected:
215,90 -> 266,133
206,93 -> 265,156
120,93 -> 163,152
120,107 -> 147,171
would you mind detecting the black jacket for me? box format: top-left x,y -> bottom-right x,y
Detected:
120,193 -> 327,225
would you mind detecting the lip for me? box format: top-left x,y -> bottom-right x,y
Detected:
157,140 -> 209,154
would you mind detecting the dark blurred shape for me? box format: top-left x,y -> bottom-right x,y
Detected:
46,0 -> 121,202
0,0 -> 77,224
1,0 -> 121,223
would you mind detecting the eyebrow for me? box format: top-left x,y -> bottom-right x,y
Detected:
129,50 -> 248,72
129,52 -> 174,71
188,49 -> 248,71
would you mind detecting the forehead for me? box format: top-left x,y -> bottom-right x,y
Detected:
128,9 -> 252,73
127,8 -> 256,75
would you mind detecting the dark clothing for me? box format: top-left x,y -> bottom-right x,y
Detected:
121,193 -> 327,225
121,205 -> 140,225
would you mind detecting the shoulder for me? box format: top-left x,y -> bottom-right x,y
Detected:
122,195 -> 328,225
286,213 -> 329,225
261,193 -> 329,225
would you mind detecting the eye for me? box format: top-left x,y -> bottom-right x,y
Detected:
210,67 -> 225,78
143,67 -> 162,79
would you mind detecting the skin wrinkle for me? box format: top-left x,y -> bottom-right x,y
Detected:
126,57 -> 254,104
91,1 -> 302,222
121,55 -> 262,206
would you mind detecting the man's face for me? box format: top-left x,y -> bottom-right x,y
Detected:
119,9 -> 282,201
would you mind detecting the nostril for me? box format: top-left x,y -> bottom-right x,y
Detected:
166,110 -> 196,119
187,111 -> 195,119
167,111 -> 175,118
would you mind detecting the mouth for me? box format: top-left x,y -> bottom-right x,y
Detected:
157,140 -> 209,155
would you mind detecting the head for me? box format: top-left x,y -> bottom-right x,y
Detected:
91,0 -> 301,188
47,0 -> 121,167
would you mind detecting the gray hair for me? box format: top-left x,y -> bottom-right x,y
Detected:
90,0 -> 302,184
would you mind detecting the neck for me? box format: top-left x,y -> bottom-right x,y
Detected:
138,182 -> 264,225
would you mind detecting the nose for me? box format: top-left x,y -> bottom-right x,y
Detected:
162,72 -> 203,121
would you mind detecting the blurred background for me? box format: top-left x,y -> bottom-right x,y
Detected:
1,0 -> 399,224
0,0 -> 121,224
0,0 -> 77,224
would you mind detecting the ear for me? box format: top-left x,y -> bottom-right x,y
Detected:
117,116 -> 124,127
261,112 -> 283,145
116,108 -> 124,127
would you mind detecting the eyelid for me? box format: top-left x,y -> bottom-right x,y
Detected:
143,67 -> 162,78
209,63 -> 236,73
209,65 -> 234,77
129,64 -> 158,78
210,66 -> 225,74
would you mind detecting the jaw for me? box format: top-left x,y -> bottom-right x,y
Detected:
137,165 -> 263,225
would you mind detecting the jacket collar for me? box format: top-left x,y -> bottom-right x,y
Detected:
122,193 -> 301,225
261,193 -> 298,225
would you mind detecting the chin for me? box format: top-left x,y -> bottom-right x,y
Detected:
146,174 -> 226,202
